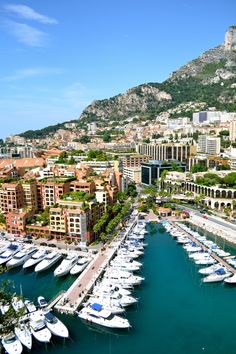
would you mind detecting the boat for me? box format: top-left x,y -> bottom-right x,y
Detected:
224,273 -> 236,284
2,333 -> 23,354
202,268 -> 232,283
23,249 -> 48,269
86,297 -> 125,314
30,318 -> 52,343
35,252 -> 62,272
94,281 -> 132,296
198,263 -> 223,275
24,299 -> 37,313
6,247 -> 37,268
77,303 -> 131,329
54,253 -> 78,277
11,297 -> 26,314
92,289 -> 137,307
0,244 -> 21,265
37,296 -> 48,308
15,323 -> 32,350
70,257 -> 90,275
43,311 -> 69,338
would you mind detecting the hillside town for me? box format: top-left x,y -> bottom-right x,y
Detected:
1,108 -> 236,245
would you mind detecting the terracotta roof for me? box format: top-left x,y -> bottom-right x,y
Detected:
0,158 -> 45,169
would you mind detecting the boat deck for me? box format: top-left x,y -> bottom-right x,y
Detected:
170,221 -> 236,274
55,217 -> 137,314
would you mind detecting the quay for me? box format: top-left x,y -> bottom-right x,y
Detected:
55,216 -> 138,314
169,221 -> 236,274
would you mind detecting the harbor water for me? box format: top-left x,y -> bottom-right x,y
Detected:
1,223 -> 236,354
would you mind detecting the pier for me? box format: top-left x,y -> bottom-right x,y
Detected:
170,221 -> 236,274
55,216 -> 137,314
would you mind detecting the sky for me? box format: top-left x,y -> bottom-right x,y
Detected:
0,0 -> 236,138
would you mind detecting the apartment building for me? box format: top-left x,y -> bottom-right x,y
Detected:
0,183 -> 24,213
120,154 -> 149,168
69,180 -> 96,194
123,167 -> 141,184
38,180 -> 71,209
198,135 -> 221,155
136,143 -> 196,163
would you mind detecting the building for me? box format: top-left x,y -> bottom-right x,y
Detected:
198,135 -> 221,155
37,180 -> 71,209
229,118 -> 236,141
120,154 -> 149,168
123,167 -> 141,184
141,160 -> 186,186
0,183 -> 24,213
136,143 -> 196,163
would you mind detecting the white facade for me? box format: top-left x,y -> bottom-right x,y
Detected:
198,135 -> 221,155
123,167 -> 141,184
229,118 -> 236,141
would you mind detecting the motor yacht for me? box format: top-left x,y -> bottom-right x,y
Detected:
198,263 -> 223,275
93,281 -> 132,296
202,268 -> 232,283
35,252 -> 62,272
30,315 -> 51,343
224,273 -> 236,284
109,260 -> 140,272
104,268 -> 144,286
23,249 -> 47,269
92,289 -> 137,307
195,257 -> 216,265
0,244 -> 21,265
43,311 -> 69,338
86,297 -> 125,314
6,247 -> 37,268
70,257 -> 90,275
24,299 -> 37,313
12,297 -> 26,313
2,333 -> 23,354
37,296 -> 48,308
15,323 -> 32,350
54,253 -> 78,277
78,303 -> 131,329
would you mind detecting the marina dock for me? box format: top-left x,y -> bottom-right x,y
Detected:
170,221 -> 236,274
55,217 -> 138,314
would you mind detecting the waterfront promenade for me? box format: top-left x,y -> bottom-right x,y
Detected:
188,213 -> 236,245
170,221 -> 236,274
55,216 -> 137,314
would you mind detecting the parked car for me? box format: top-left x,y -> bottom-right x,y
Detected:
48,243 -> 57,248
40,242 -> 48,246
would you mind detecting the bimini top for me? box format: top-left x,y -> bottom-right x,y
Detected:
90,303 -> 103,311
215,268 -> 226,275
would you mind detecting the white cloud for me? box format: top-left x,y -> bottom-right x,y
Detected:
3,67 -> 64,81
4,4 -> 58,24
5,21 -> 47,47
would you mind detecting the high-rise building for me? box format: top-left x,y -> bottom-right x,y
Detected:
198,135 -> 221,155
229,118 -> 236,141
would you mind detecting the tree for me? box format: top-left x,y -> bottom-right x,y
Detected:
191,163 -> 208,173
79,135 -> 90,144
103,132 -> 112,142
0,213 -> 6,224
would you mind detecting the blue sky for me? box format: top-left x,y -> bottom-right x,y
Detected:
0,0 -> 235,138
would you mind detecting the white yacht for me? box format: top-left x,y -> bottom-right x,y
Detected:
35,252 -> 62,272
6,247 -> 37,268
70,257 -> 90,275
12,297 -> 26,313
86,297 -> 125,314
104,268 -> 144,286
43,311 -> 69,338
95,281 -> 132,296
92,289 -> 137,307
78,303 -> 131,329
54,253 -> 78,277
203,268 -> 232,283
2,333 -> 23,354
0,244 -> 21,265
23,249 -> 47,269
37,296 -> 48,308
224,273 -> 236,284
198,263 -> 223,275
30,317 -> 51,343
24,299 -> 37,313
15,323 -> 32,350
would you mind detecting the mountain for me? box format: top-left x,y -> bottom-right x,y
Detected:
80,25 -> 236,124
19,25 -> 236,138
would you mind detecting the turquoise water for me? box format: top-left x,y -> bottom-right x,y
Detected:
1,224 -> 236,354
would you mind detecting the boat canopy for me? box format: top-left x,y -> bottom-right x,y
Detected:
90,303 -> 103,311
